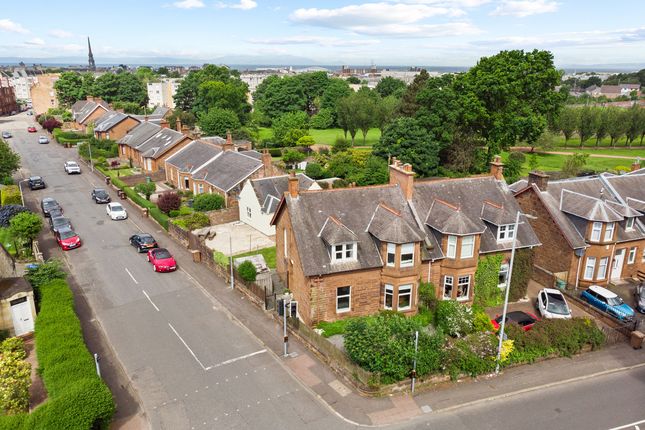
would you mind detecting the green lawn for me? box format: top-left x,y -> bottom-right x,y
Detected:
258,127 -> 382,147
546,134 -> 644,150
502,152 -> 636,175
234,246 -> 276,269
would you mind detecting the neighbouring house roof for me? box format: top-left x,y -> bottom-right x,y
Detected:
71,99 -> 90,118
251,174 -> 316,215
75,100 -> 110,124
136,128 -> 187,160
425,199 -> 486,235
367,203 -> 424,244
94,111 -> 139,132
508,179 -> 528,193
193,151 -> 263,192
600,84 -> 640,94
240,150 -> 262,160
165,140 -> 222,173
480,201 -> 518,226
559,190 -> 624,222
118,121 -> 161,148
0,277 -> 32,300
319,216 -> 359,245
151,106 -> 170,117
602,172 -> 645,209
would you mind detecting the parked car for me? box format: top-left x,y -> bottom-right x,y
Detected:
27,126 -> 37,133
91,188 -> 111,204
64,161 -> 81,174
40,197 -> 62,217
28,176 -> 46,190
54,227 -> 81,251
1,131 -> 11,139
38,136 -> 49,144
581,285 -> 634,321
106,202 -> 127,220
129,233 -> 158,253
48,207 -> 63,219
146,248 -> 177,272
49,216 -> 72,234
491,311 -> 540,332
635,284 -> 645,314
536,288 -> 572,319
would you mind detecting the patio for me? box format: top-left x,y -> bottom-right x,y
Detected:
204,221 -> 275,256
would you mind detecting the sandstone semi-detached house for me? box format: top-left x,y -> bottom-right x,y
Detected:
513,167 -> 645,289
93,111 -> 140,141
271,158 -> 540,326
71,97 -> 110,132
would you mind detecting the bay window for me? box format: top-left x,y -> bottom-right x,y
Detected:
597,257 -> 608,280
590,222 -> 602,242
447,235 -> 457,259
583,257 -> 596,280
604,222 -> 615,242
400,243 -> 414,267
398,284 -> 412,311
386,243 -> 396,267
456,275 -> 470,301
384,284 -> 393,310
461,235 -> 475,259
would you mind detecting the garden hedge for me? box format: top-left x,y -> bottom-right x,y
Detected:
1,185 -> 21,206
0,279 -> 115,429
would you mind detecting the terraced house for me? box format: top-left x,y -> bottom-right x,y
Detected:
513,167 -> 645,289
71,97 -> 110,131
93,111 -> 140,141
271,159 -> 540,326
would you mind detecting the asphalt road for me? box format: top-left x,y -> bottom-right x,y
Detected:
3,113 -> 345,430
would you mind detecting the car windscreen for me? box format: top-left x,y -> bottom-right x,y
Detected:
59,230 -> 76,239
607,296 -> 623,306
111,205 -> 124,211
140,235 -> 155,244
52,217 -> 70,227
546,293 -> 570,314
43,201 -> 59,209
95,190 -> 108,197
154,250 -> 172,259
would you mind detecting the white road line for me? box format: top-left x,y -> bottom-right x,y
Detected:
608,420 -> 645,430
168,323 -> 208,371
124,267 -> 139,284
142,290 -> 160,312
205,349 -> 267,371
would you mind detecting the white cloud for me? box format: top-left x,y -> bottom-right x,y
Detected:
172,0 -> 205,9
49,29 -> 74,38
217,0 -> 257,10
473,26 -> 645,48
247,35 -> 380,47
491,0 -> 558,17
25,37 -> 45,46
0,19 -> 28,34
395,0 -> 490,6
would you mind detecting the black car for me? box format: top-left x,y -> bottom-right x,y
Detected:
41,198 -> 62,217
49,216 -> 72,234
91,188 -> 111,204
129,233 -> 158,253
28,176 -> 46,190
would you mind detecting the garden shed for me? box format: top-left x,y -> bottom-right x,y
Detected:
0,277 -> 36,337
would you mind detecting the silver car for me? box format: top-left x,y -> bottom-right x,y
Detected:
536,288 -> 572,319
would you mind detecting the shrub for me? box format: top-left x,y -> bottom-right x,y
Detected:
1,177 -> 13,186
418,282 -> 437,311
168,209 -> 180,218
237,260 -> 257,282
157,191 -> 181,214
182,212 -> 210,231
332,137 -> 351,153
442,332 -> 497,379
1,185 -> 21,206
509,248 -> 534,301
0,205 -> 28,227
435,300 -> 474,338
474,254 -> 504,307
149,207 -> 169,230
305,162 -> 327,180
41,118 -> 62,133
134,182 -> 156,200
472,309 -> 495,332
310,108 -> 334,129
193,193 -> 225,212
0,337 -> 31,415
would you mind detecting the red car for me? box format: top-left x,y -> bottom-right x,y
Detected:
27,126 -> 37,133
55,227 -> 82,251
147,248 -> 177,272
491,311 -> 540,332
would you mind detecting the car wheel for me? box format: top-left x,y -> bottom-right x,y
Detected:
153,265 -> 157,272
138,247 -> 143,253
146,255 -> 150,262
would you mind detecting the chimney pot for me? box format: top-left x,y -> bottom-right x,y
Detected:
176,117 -> 182,132
389,159 -> 415,200
490,155 -> 504,181
631,157 -> 641,172
528,171 -> 549,191
160,119 -> 169,129
288,171 -> 299,198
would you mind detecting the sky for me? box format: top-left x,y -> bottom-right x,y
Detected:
1,0 -> 644,67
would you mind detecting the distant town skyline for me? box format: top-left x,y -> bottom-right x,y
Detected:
1,0 -> 644,67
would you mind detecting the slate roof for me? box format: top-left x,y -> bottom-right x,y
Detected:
136,128 -> 187,160
118,122 -> 160,147
251,174 -> 315,215
193,151 -> 262,192
71,100 -> 90,118
152,106 -> 170,117
94,111 -> 138,132
74,100 -> 109,124
559,190 -> 623,222
480,201 -> 517,226
367,204 -> 424,244
165,140 -> 222,173
0,277 -> 32,300
241,150 -> 262,160
603,172 -> 645,210
319,216 -> 358,245
425,200 -> 485,235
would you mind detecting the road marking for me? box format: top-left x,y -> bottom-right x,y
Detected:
168,323 -> 208,371
142,290 -> 160,312
608,420 -> 645,430
124,267 -> 138,284
205,349 -> 267,371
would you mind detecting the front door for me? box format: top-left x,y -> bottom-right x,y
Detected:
611,249 -> 625,281
10,297 -> 34,336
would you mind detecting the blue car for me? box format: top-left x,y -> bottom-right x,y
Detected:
581,285 -> 634,321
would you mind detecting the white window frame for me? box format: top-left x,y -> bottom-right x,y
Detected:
498,263 -> 510,288
604,222 -> 615,242
246,207 -> 251,218
443,275 -> 453,300
583,256 -> 596,280
198,183 -> 204,194
397,284 -> 413,311
386,243 -> 396,267
461,235 -> 475,259
446,235 -> 457,259
456,275 -> 470,301
336,286 -> 351,313
625,217 -> 635,231
642,247 -> 645,263
497,224 -> 515,242
384,284 -> 393,310
628,247 -> 637,264
283,228 -> 288,258
183,176 -> 190,190
590,222 -> 602,242
400,243 -> 414,267
331,243 -> 356,263
597,257 -> 608,280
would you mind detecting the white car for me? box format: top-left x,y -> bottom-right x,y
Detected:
64,161 -> 81,174
38,136 -> 49,144
106,202 -> 128,220
536,288 -> 572,319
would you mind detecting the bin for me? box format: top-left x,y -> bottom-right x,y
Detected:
191,250 -> 201,263
630,330 -> 644,349
105,177 -> 111,185
555,279 -> 566,290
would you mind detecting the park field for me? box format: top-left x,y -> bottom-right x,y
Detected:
258,127 -> 382,147
501,151 -> 641,176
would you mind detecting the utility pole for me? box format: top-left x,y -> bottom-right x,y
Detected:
229,232 -> 234,289
411,330 -> 419,393
283,299 -> 289,357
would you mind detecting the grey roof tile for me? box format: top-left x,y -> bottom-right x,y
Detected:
165,140 -> 222,173
117,121 -> 160,147
367,204 -> 424,244
559,190 -> 623,222
94,111 -> 137,132
251,174 -> 315,215
135,128 -> 187,160
319,216 -> 359,245
194,151 -> 262,192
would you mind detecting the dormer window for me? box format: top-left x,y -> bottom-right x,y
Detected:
331,243 -> 356,263
590,222 -> 602,242
497,224 -> 515,242
626,217 -> 635,231
400,243 -> 414,267
604,222 -> 615,242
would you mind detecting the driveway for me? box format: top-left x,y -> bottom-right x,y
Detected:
204,221 -> 275,256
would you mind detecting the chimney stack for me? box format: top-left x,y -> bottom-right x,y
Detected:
388,157 -> 415,200
160,119 -> 169,129
288,171 -> 299,198
223,131 -> 234,151
631,157 -> 641,172
86,96 -> 94,102
262,149 -> 273,177
176,117 -> 182,132
490,155 -> 504,181
528,171 -> 549,191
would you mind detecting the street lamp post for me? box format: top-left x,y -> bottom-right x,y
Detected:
87,141 -> 94,172
17,178 -> 29,206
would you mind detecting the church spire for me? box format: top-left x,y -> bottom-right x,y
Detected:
87,37 -> 96,71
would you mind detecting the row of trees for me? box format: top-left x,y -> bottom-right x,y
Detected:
555,105 -> 645,147
54,71 -> 148,107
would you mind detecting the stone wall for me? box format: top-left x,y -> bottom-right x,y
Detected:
119,170 -> 166,187
0,245 -> 16,278
206,207 -> 239,225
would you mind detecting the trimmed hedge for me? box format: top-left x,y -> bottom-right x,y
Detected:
1,185 -> 21,206
0,279 -> 115,429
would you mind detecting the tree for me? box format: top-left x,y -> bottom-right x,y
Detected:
166,110 -> 197,129
0,139 -> 20,180
296,135 -> 315,148
346,76 -> 361,84
577,106 -> 597,147
354,92 -> 377,145
93,73 -> 147,105
41,118 -> 62,132
198,108 -> 241,137
194,80 -> 250,123
349,156 -> 389,186
134,182 -> 156,200
174,64 -> 242,112
336,96 -> 359,144
294,72 -> 329,115
375,77 -> 407,98
397,70 -> 429,117
193,193 -> 225,211
305,162 -> 327,179
606,107 -> 628,147
624,105 -> 643,147
157,191 -> 181,214
282,149 -> 306,169
557,107 -> 578,147
373,95 -> 400,133
9,212 -> 42,255
504,152 -> 526,184
253,75 -> 306,125
237,260 -> 257,282
320,79 -> 352,113
561,153 -> 589,177
373,117 -> 441,177
594,107 -> 610,146
310,108 -> 334,129
54,72 -> 85,106
272,111 -> 309,146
